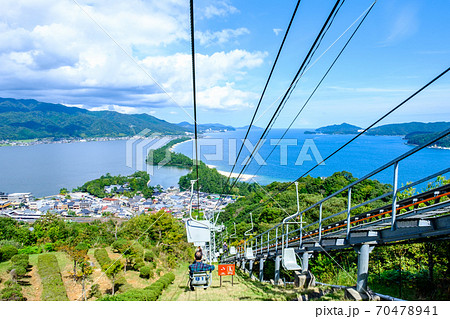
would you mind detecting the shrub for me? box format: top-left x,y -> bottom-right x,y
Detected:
166,255 -> 177,269
156,268 -> 163,276
0,245 -> 18,261
144,251 -> 155,262
88,284 -> 101,299
94,248 -> 112,269
99,272 -> 175,301
10,254 -> 30,269
139,266 -> 154,279
0,240 -> 22,249
1,283 -> 26,301
100,288 -> 158,301
42,242 -> 55,252
134,258 -> 145,271
18,246 -> 42,255
9,265 -> 27,278
37,254 -> 69,301
112,239 -> 129,253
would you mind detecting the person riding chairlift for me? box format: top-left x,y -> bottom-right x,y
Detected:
189,251 -> 214,275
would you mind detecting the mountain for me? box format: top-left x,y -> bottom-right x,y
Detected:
366,122 -> 450,148
308,123 -> 362,134
366,122 -> 450,136
305,121 -> 450,148
177,121 -> 235,132
405,131 -> 450,148
237,125 -> 263,130
0,97 -> 187,140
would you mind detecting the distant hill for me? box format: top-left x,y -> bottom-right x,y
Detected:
405,131 -> 450,148
236,125 -> 263,130
0,97 -> 187,140
367,122 -> 450,148
177,121 -> 235,132
366,122 -> 450,136
309,123 -> 362,135
306,121 -> 450,148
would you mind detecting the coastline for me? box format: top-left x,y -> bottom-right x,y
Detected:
169,138 -> 192,152
205,164 -> 256,182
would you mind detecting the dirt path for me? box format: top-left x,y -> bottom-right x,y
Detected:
86,250 -> 112,298
160,264 -> 295,301
21,264 -> 42,301
60,263 -> 83,301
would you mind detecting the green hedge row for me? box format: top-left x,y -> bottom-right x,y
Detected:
0,245 -> 18,262
37,254 -> 69,301
100,272 -> 175,301
1,281 -> 26,301
94,248 -> 131,293
94,248 -> 112,269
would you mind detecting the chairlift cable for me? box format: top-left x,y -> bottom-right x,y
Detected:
218,0 -> 304,197
189,0 -> 200,214
249,1 -> 376,178
229,67 -> 450,222
216,0 -> 345,208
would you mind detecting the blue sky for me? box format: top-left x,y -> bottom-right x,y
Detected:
0,0 -> 449,128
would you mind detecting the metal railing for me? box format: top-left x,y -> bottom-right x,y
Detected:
236,128 -> 450,257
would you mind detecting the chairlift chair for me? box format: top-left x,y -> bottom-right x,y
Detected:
189,271 -> 212,291
244,212 -> 254,237
282,248 -> 302,271
281,182 -> 303,271
245,247 -> 255,260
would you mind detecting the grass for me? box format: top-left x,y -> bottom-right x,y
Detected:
37,254 -> 69,301
159,263 -> 300,301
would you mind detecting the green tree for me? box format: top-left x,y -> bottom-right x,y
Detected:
78,257 -> 93,301
105,261 -> 123,296
63,242 -> 89,280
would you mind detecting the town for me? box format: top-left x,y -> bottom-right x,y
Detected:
0,186 -> 235,222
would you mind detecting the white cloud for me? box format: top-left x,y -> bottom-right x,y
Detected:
89,104 -> 141,114
197,83 -> 258,110
203,1 -> 238,19
140,49 -> 266,109
382,5 -> 419,46
196,28 -> 249,46
0,0 -> 266,116
273,28 -> 282,36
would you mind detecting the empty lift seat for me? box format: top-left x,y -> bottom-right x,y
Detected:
282,248 -> 302,271
229,246 -> 237,255
245,247 -> 255,260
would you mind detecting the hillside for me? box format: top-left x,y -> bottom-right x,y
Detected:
405,132 -> 450,148
367,121 -> 450,136
307,123 -> 362,134
0,97 -> 187,140
305,121 -> 450,147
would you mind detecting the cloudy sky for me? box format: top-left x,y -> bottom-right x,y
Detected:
1,0 -> 449,128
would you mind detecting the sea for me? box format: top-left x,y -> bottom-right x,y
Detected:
173,128 -> 450,188
0,129 -> 449,198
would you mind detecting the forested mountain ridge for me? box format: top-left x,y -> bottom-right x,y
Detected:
0,97 -> 187,140
367,121 -> 450,136
306,121 -> 450,147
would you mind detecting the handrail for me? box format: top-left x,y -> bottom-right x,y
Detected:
244,212 -> 254,237
241,128 -> 450,254
284,128 -> 450,224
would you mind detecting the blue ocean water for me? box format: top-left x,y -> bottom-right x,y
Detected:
0,140 -> 189,197
0,130 -> 448,198
174,129 -> 450,187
